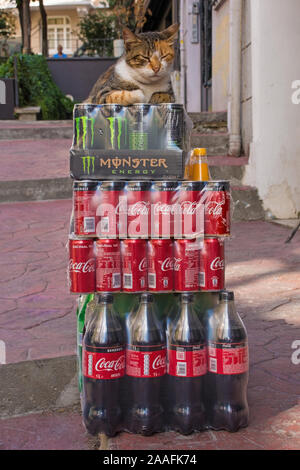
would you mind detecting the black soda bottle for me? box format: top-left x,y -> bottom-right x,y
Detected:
82,293 -> 125,436
125,293 -> 166,435
206,290 -> 249,431
167,292 -> 207,434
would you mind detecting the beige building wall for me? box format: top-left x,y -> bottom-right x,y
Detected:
13,7 -> 88,56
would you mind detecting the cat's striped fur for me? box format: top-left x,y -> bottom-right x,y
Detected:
86,24 -> 179,105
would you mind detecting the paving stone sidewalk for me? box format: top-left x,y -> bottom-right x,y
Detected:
0,200 -> 299,449
0,139 -> 70,182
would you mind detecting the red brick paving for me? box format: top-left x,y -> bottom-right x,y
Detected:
0,409 -> 96,450
0,199 -> 74,363
0,139 -> 70,181
0,200 -> 299,449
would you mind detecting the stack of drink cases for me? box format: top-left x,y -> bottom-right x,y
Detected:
68,104 -> 249,437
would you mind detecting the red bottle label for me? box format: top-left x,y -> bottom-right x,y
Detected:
167,344 -> 207,377
208,341 -> 249,375
126,346 -> 167,378
82,346 -> 125,379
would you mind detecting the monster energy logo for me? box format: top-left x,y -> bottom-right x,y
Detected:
107,117 -> 127,149
75,117 -> 95,149
81,156 -> 95,174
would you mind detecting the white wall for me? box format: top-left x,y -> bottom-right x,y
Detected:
181,0 -> 202,112
212,0 -> 229,111
244,0 -> 300,218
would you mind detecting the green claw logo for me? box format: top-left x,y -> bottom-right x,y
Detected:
81,156 -> 95,174
75,117 -> 95,149
107,117 -> 127,149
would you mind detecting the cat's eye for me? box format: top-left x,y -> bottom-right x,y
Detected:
135,55 -> 149,61
162,53 -> 172,60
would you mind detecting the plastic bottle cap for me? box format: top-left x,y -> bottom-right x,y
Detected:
97,293 -> 113,303
219,290 -> 234,301
140,292 -> 153,302
193,148 -> 207,156
181,292 -> 194,302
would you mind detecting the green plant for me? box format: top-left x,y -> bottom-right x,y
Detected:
0,53 -> 73,120
0,10 -> 15,40
77,9 -> 117,57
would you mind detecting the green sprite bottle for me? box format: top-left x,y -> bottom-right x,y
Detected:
76,293 -> 94,394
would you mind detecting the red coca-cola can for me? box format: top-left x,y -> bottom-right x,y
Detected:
204,181 -> 230,236
148,239 -> 174,292
174,181 -> 206,239
151,181 -> 179,238
96,239 -> 121,292
73,180 -> 98,237
96,181 -> 126,239
127,181 -> 151,239
199,237 -> 225,291
68,238 -> 95,293
174,239 -> 201,291
121,239 -> 148,292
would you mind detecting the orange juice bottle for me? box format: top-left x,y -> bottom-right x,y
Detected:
190,148 -> 211,181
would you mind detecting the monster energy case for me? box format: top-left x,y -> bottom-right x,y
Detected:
70,103 -> 192,180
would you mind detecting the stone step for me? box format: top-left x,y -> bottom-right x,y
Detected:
0,178 -> 73,203
208,155 -> 248,183
0,176 -> 264,221
189,111 -> 228,134
0,120 -> 73,140
190,133 -> 229,156
231,185 -> 265,221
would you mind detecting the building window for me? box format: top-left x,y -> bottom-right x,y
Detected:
48,17 -> 71,55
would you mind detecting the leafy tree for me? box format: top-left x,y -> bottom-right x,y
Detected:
0,10 -> 15,40
77,1 -> 150,56
77,9 -> 117,57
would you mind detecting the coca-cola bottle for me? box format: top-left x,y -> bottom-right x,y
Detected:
205,290 -> 249,431
82,293 -> 125,436
167,292 -> 207,434
125,292 -> 166,435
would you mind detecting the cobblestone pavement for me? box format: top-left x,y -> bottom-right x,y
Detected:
0,200 -> 299,449
0,139 -> 70,182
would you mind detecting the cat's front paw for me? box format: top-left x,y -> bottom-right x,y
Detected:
149,92 -> 175,104
105,90 -> 145,105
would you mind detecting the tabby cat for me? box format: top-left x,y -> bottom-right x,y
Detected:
86,24 -> 179,105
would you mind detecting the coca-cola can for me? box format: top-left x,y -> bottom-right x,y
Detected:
148,239 -> 174,292
96,181 -> 126,239
73,180 -> 98,237
151,181 -> 179,238
68,238 -> 95,293
127,181 -> 151,239
174,181 -> 206,239
174,239 -> 201,291
96,239 -> 121,292
199,237 -> 225,291
204,181 -> 230,237
121,239 -> 148,292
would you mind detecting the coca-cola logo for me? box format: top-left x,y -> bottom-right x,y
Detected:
210,257 -> 225,271
138,257 -> 147,272
173,258 -> 182,271
69,258 -> 95,273
128,201 -> 150,216
152,354 -> 166,370
181,201 -> 201,215
206,201 -> 225,218
153,202 -> 172,216
160,257 -> 174,271
95,355 -> 125,372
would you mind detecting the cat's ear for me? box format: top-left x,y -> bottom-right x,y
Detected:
161,23 -> 179,44
123,28 -> 141,49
